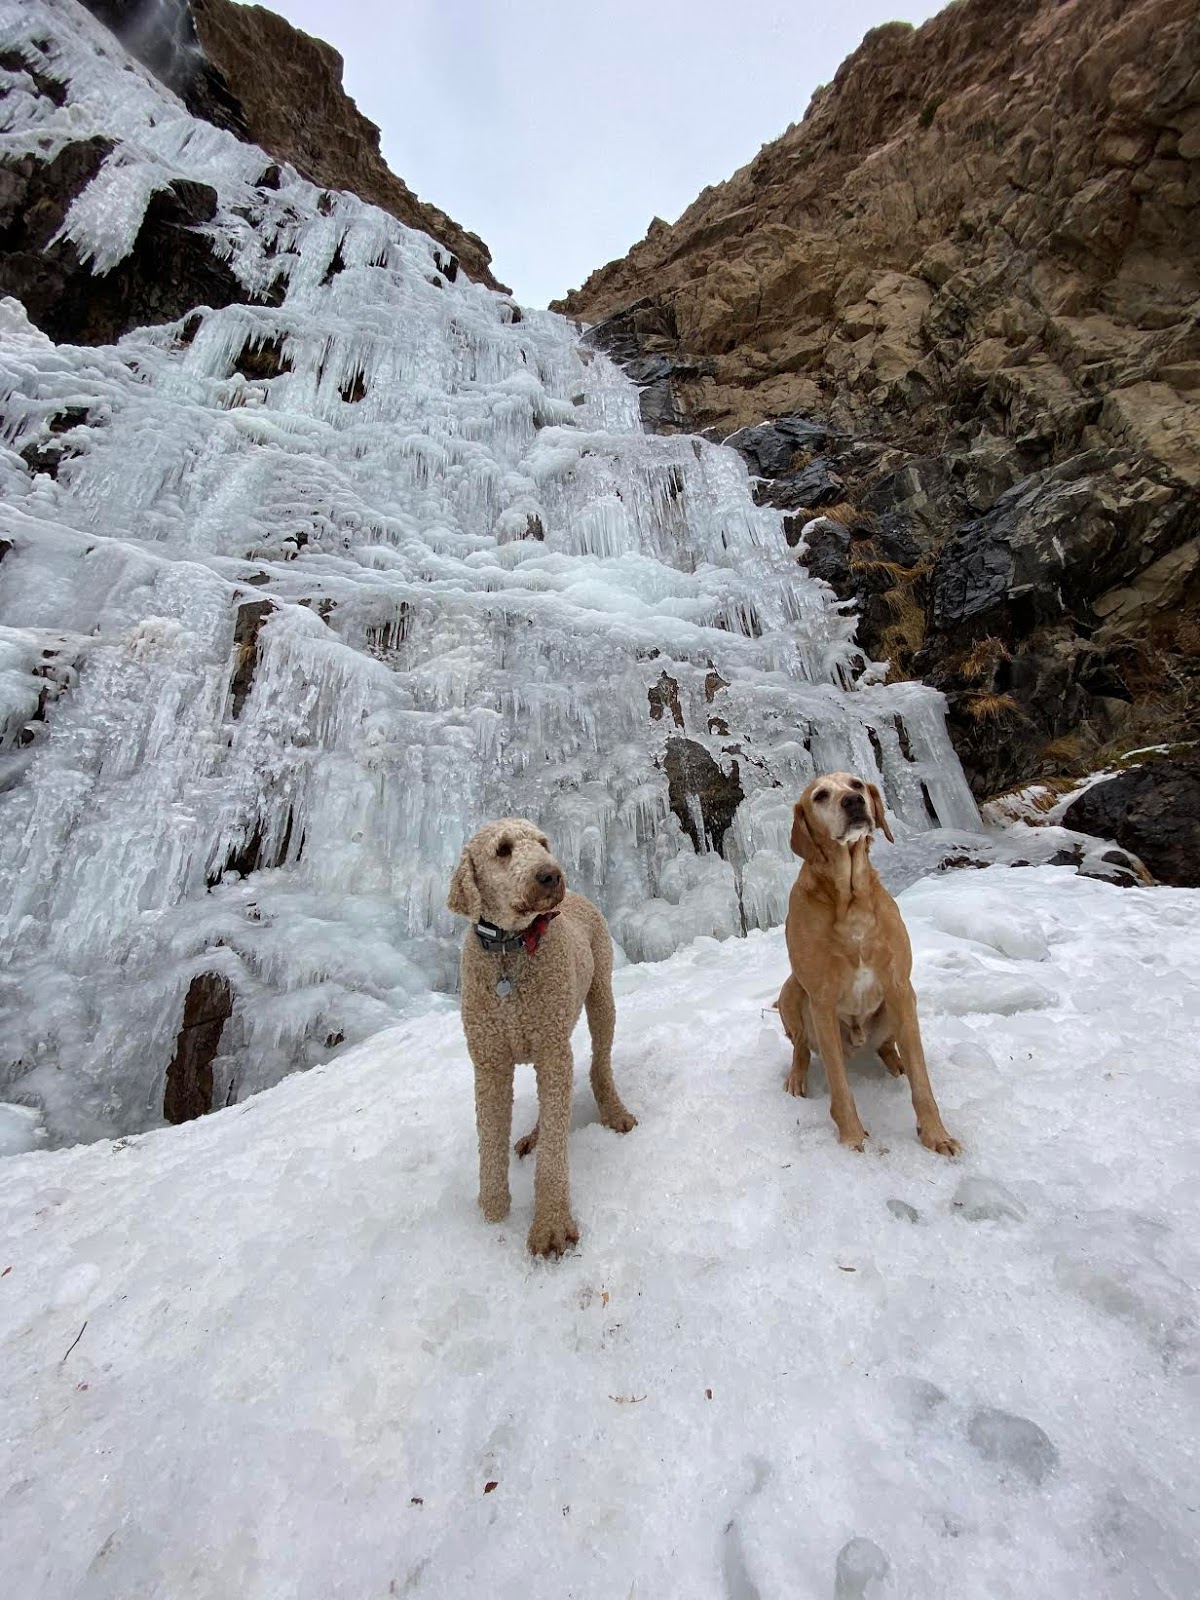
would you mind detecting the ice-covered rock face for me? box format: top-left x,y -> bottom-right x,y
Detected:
0,1 -> 978,1144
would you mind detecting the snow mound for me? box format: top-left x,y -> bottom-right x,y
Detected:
1,867 -> 1197,1599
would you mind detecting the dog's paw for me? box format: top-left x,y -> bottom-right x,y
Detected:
785,1067 -> 808,1097
527,1212 -> 580,1258
480,1190 -> 511,1222
603,1105 -> 637,1134
514,1125 -> 538,1159
836,1124 -> 869,1152
919,1125 -> 961,1157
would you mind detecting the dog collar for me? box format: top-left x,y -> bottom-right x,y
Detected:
473,911 -> 559,956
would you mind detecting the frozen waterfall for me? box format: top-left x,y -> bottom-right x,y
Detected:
0,0 -> 978,1144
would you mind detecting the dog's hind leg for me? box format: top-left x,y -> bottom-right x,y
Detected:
472,1053 -> 515,1221
878,1038 -> 906,1078
514,1121 -> 538,1158
785,1028 -> 811,1097
779,977 -> 810,1096
585,955 -> 636,1135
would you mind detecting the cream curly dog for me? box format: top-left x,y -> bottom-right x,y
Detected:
447,818 -> 636,1257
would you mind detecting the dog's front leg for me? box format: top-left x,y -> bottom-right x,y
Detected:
810,1002 -> 868,1150
527,1041 -> 579,1257
889,989 -> 960,1155
471,1050 -> 516,1221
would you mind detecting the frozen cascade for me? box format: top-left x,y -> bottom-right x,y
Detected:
0,0 -> 979,1144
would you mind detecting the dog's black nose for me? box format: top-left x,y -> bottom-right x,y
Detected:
842,794 -> 867,813
537,867 -> 562,889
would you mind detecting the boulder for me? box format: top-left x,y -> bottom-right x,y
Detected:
1061,753 -> 1200,886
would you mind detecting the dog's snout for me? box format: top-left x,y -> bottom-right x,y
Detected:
842,793 -> 867,813
537,867 -> 562,889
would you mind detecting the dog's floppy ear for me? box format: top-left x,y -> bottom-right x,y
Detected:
790,799 -> 821,860
447,847 -> 481,920
868,782 -> 895,843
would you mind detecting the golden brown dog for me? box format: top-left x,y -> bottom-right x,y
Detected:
448,818 -> 636,1257
778,773 -> 959,1155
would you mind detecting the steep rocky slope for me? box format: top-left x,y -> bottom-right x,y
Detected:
77,0 -> 504,290
555,0 -> 1200,797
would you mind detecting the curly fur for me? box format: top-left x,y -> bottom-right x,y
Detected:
448,818 -> 636,1257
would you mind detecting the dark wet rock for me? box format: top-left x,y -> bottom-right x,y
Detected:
967,1407 -> 1060,1485
233,334 -> 292,382
647,670 -> 684,728
1062,752 -> 1200,887
929,458 -> 1189,644
795,518 -> 852,586
726,415 -> 835,479
229,599 -> 274,719
215,804 -> 296,881
663,736 -> 744,856
0,47 -> 69,106
787,455 -> 846,507
0,139 -> 252,345
163,971 -> 234,1124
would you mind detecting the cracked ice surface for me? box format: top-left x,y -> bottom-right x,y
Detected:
0,0 -> 977,1142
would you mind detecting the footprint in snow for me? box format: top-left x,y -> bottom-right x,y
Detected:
951,1176 -> 1027,1223
834,1537 -> 890,1600
966,1407 -> 1059,1486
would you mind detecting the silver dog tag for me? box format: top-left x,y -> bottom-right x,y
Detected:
495,978 -> 513,998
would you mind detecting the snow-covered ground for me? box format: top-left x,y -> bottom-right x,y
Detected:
2,866 -> 1197,1600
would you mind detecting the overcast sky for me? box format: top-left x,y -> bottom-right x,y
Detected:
238,1 -> 946,307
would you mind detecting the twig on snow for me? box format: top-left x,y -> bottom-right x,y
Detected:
60,1320 -> 88,1364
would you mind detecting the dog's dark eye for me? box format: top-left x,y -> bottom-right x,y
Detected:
496,840 -> 513,858
849,779 -> 864,790
536,836 -> 549,849
813,788 -> 830,803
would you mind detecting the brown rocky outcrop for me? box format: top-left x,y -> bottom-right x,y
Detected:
555,0 -> 1200,797
78,0 -> 504,291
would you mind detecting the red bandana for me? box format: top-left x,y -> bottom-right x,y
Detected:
522,911 -> 559,954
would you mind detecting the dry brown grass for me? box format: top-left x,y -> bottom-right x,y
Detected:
959,635 -> 1012,683
878,585 -> 927,672
797,501 -> 864,529
990,774 -> 1081,813
849,555 -> 915,582
961,691 -> 1021,722
1036,735 -> 1091,771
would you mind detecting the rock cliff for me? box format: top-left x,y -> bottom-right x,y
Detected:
555,0 -> 1200,796
78,0 -> 504,291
